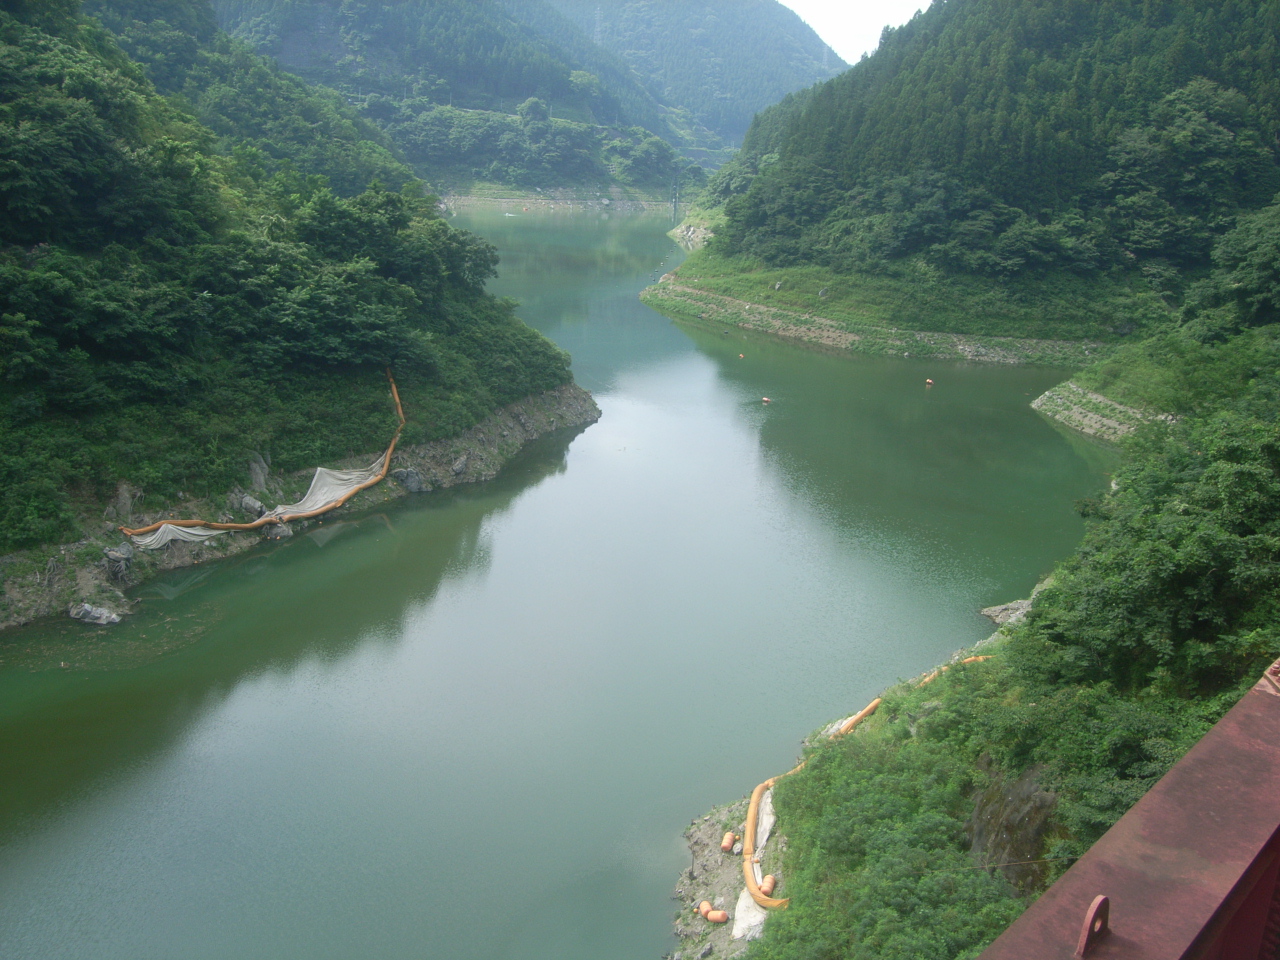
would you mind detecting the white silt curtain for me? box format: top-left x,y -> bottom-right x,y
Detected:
129,453 -> 389,550
129,524 -> 227,550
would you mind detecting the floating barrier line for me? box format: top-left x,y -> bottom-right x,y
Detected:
121,369 -> 407,539
740,655 -> 992,910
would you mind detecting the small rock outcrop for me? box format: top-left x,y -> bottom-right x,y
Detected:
108,482 -> 140,522
103,543 -> 134,581
391,468 -> 430,493
674,222 -> 714,249
968,760 -> 1064,896
69,602 -> 122,625
981,599 -> 1032,625
248,452 -> 270,492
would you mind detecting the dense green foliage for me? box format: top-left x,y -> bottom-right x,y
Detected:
366,99 -> 693,191
512,0 -> 845,144
755,737 -> 1026,960
211,0 -> 711,191
0,3 -> 570,552
215,0 -> 666,131
705,0 -> 1280,306
85,0 -> 414,194
1033,414 -> 1280,693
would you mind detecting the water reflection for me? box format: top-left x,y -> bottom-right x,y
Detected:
467,209 -> 690,392
0,428 -> 583,839
679,323 -> 1119,603
0,210 -> 1110,960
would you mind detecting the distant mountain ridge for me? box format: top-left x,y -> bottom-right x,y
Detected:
213,0 -> 677,137
505,0 -> 847,144
211,0 -> 846,190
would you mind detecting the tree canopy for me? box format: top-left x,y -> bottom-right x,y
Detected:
0,3 -> 570,552
710,0 -> 1280,294
211,0 -> 711,189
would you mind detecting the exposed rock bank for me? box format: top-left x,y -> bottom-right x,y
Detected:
967,760 -> 1064,896
641,281 -> 1101,366
389,383 -> 600,493
1030,380 -> 1162,441
670,795 -> 786,960
672,222 -> 714,250
439,188 -> 678,216
0,385 -> 600,634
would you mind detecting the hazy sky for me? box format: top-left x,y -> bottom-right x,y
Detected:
778,0 -> 927,64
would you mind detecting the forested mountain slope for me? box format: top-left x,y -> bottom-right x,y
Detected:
211,0 -> 710,191
82,0 -> 414,194
0,0 -> 570,554
211,0 -> 843,190
214,0 -> 672,134
508,0 -> 846,145
707,0 -> 1280,308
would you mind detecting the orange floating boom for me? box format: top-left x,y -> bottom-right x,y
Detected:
740,656 -> 996,911
838,697 -> 883,736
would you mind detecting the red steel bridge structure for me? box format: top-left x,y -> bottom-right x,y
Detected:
978,657 -> 1280,960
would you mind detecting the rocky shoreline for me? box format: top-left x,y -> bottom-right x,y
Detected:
0,384 -> 600,635
671,222 -> 715,250
667,591 -> 1050,960
640,280 -> 1103,367
439,188 -> 679,216
1030,379 -> 1164,441
670,793 -> 788,960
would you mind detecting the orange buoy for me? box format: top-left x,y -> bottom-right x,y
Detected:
760,875 -> 777,896
698,901 -> 713,919
739,354 -> 744,358
720,831 -> 738,852
706,909 -> 730,924
762,397 -> 771,403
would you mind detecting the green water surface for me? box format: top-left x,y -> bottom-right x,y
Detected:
0,208 -> 1112,960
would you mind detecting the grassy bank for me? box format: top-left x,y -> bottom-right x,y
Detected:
642,277 -> 1105,366
641,249 -> 1173,364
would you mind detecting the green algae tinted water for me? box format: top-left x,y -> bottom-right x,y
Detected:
0,208 -> 1112,960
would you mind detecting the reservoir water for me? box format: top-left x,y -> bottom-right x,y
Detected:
0,208 -> 1111,959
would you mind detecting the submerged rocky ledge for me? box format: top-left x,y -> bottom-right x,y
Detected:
0,385 -> 601,634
